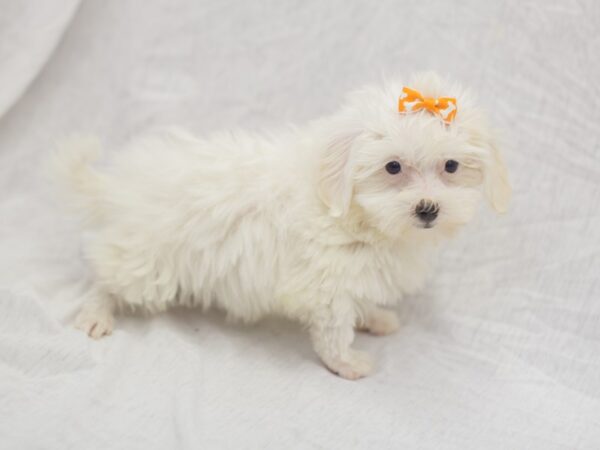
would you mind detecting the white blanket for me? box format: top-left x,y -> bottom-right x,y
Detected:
1,1 -> 599,448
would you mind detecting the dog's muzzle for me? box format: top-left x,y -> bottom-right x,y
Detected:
415,200 -> 439,227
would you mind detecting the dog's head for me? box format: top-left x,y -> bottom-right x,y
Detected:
317,72 -> 510,241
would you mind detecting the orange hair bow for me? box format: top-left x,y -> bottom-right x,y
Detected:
398,86 -> 457,124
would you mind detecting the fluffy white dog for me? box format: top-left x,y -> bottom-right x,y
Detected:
53,72 -> 510,379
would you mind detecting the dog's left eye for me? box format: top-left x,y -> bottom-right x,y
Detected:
444,160 -> 459,173
385,161 -> 402,174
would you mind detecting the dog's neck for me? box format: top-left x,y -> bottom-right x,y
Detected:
333,202 -> 388,244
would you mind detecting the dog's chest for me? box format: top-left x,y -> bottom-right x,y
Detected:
342,243 -> 431,303
287,239 -> 433,305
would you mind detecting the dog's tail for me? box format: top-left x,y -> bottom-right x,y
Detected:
48,135 -> 109,226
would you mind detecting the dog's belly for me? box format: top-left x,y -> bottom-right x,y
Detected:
86,209 -> 283,321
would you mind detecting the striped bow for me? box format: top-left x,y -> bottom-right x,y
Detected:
398,86 -> 457,124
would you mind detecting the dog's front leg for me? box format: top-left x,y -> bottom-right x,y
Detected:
356,305 -> 400,336
309,299 -> 374,380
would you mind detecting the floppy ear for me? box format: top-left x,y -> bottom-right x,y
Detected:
484,140 -> 511,214
318,132 -> 358,217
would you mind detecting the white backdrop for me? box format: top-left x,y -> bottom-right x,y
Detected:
1,1 -> 599,449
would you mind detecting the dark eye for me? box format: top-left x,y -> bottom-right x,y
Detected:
444,160 -> 459,173
385,161 -> 402,174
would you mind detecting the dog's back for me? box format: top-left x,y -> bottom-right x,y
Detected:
52,127 -> 301,319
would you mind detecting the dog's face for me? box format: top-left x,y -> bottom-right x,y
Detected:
318,73 -> 511,241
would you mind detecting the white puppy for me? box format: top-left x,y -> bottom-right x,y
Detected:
53,72 -> 510,379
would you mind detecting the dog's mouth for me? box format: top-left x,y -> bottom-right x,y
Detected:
415,222 -> 435,229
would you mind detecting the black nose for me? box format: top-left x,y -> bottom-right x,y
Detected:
415,200 -> 439,224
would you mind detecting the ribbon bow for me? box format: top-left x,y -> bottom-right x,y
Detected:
398,86 -> 457,124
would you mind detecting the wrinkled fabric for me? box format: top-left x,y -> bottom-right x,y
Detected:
0,1 -> 599,449
0,1 -> 80,118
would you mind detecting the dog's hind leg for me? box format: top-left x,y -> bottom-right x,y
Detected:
75,286 -> 117,339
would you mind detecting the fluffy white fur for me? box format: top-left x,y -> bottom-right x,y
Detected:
52,72 -> 510,379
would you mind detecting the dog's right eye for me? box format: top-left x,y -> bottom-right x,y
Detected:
385,161 -> 402,174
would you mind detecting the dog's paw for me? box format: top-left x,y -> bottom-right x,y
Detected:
75,309 -> 114,339
324,350 -> 374,380
358,308 -> 400,336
